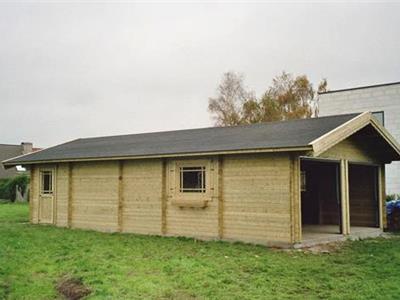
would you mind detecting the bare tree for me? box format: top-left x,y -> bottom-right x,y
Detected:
208,71 -> 254,126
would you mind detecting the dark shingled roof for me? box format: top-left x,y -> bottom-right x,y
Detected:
3,113 -> 360,165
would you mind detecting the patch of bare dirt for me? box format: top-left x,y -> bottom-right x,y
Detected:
301,241 -> 345,254
56,276 -> 91,300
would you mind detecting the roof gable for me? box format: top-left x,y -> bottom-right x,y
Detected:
310,112 -> 400,162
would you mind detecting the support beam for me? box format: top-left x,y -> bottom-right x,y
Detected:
161,159 -> 167,235
67,162 -> 73,228
290,155 -> 301,244
117,160 -> 124,232
53,165 -> 58,225
379,165 -> 386,230
218,156 -> 224,239
29,166 -> 34,223
340,159 -> 350,235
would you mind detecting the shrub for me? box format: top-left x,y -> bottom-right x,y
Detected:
0,178 -> 12,200
386,194 -> 398,202
0,175 -> 30,202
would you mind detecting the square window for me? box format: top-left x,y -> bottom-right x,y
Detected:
180,166 -> 206,193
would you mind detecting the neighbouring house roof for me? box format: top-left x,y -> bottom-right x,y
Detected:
3,112 -> 400,166
0,142 -> 40,177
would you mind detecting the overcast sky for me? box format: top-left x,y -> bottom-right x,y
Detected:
1,2 -> 399,147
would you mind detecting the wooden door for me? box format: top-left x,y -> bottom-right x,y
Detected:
39,169 -> 55,224
349,164 -> 379,227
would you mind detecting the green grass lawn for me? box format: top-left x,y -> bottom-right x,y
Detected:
1,203 -> 400,300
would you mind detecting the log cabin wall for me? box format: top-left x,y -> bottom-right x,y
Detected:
30,152 -> 293,246
222,153 -> 292,245
71,161 -> 120,232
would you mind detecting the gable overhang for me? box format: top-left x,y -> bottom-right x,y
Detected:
309,112 -> 400,161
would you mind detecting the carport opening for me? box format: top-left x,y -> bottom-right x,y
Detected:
300,159 -> 341,239
349,164 -> 379,229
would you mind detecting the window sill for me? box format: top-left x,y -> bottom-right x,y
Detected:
171,199 -> 208,208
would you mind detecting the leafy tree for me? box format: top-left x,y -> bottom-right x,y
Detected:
208,71 -> 327,126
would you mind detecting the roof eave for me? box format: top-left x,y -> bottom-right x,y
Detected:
2,145 -> 313,167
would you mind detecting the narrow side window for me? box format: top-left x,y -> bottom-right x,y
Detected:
40,170 -> 53,194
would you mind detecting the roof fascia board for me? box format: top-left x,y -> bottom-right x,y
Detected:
310,112 -> 371,157
2,146 -> 312,167
369,117 -> 400,156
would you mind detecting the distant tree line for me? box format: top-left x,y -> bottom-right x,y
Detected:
208,71 -> 328,126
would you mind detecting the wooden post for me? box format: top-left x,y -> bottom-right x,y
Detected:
29,166 -> 34,223
218,156 -> 224,239
67,162 -> 73,228
290,155 -> 301,244
379,165 -> 386,230
117,160 -> 124,232
340,159 -> 350,235
53,165 -> 58,225
161,159 -> 167,235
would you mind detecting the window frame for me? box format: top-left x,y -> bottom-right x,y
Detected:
174,159 -> 212,200
39,168 -> 54,196
179,166 -> 206,193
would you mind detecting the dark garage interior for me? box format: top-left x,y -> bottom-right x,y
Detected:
300,159 -> 341,234
300,158 -> 380,240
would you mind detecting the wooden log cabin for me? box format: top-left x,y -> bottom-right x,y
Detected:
3,112 -> 400,247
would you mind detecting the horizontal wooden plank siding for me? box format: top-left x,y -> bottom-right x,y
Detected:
55,163 -> 69,227
122,159 -> 162,235
33,153 -> 297,246
30,166 -> 39,224
222,153 -> 292,245
318,136 -> 379,163
165,158 -> 219,239
71,161 -> 119,232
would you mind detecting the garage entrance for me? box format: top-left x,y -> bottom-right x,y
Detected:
300,159 -> 341,242
300,158 -> 381,245
349,164 -> 379,228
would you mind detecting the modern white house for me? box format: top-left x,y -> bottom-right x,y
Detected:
319,81 -> 400,195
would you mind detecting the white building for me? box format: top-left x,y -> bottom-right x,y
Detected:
319,81 -> 400,195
